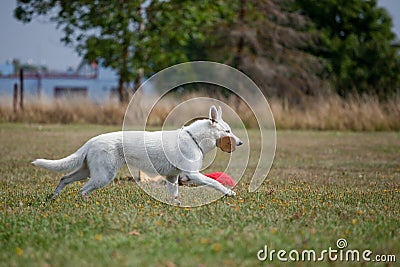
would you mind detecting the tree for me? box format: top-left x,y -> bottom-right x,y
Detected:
294,0 -> 400,97
15,0 -> 230,102
186,0 -> 330,103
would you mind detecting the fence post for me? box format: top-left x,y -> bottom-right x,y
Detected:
19,68 -> 24,110
13,83 -> 18,113
36,71 -> 42,97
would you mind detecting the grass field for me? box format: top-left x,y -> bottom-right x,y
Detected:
0,123 -> 399,266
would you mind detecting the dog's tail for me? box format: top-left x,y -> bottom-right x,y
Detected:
32,143 -> 88,173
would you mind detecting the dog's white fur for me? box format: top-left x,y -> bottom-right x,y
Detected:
33,106 -> 243,202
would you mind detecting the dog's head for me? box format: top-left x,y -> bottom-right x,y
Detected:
209,105 -> 243,153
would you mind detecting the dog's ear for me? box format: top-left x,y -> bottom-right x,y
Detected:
216,136 -> 236,153
209,105 -> 218,125
218,106 -> 222,119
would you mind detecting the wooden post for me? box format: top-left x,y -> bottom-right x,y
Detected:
37,72 -> 42,97
19,68 -> 24,110
13,83 -> 18,113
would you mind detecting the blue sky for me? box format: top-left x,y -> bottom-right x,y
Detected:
0,0 -> 399,71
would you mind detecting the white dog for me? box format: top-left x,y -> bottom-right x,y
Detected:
33,105 -> 243,202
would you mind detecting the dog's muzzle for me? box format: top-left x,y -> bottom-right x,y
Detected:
216,136 -> 236,153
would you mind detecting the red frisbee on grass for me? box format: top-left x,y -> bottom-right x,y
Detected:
205,172 -> 236,187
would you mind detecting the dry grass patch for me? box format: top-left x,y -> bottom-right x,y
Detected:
1,94 -> 399,130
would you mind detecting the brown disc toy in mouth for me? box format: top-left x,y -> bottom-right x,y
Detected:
216,136 -> 236,153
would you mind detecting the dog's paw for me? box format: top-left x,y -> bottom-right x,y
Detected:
225,190 -> 236,197
81,194 -> 89,202
168,197 -> 181,206
45,193 -> 57,202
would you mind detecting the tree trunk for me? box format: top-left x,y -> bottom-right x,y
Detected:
117,0 -> 129,103
119,42 -> 129,103
118,76 -> 125,103
133,68 -> 144,94
232,0 -> 246,112
233,0 -> 246,70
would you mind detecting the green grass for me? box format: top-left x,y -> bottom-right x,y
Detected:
0,123 -> 399,266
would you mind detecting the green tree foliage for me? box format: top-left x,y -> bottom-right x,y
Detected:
14,0 -> 230,102
294,0 -> 400,97
186,0 -> 329,103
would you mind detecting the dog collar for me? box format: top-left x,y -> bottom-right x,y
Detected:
185,129 -> 204,156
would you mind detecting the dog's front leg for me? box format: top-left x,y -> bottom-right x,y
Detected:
166,175 -> 181,205
184,172 -> 236,196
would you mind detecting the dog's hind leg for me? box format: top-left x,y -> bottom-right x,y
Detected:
49,164 -> 89,200
79,163 -> 118,198
79,151 -> 120,198
166,175 -> 180,205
